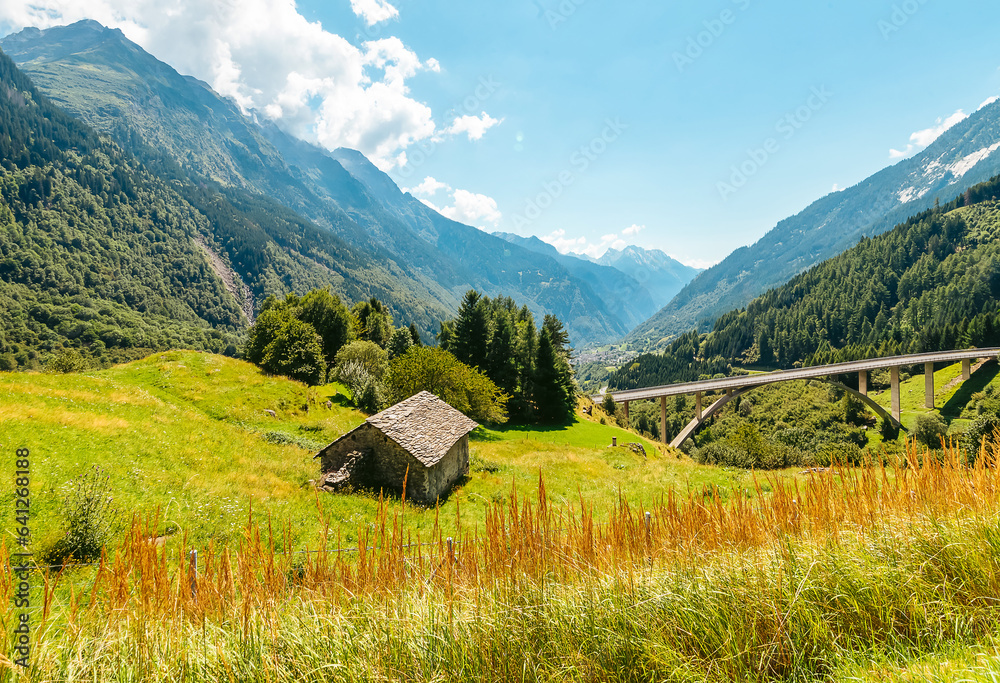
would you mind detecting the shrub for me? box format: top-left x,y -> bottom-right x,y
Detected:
47,349 -> 89,373
40,466 -> 122,566
386,327 -> 414,360
692,442 -> 741,467
357,379 -> 385,414
335,340 -> 389,381
387,346 -> 508,423
337,360 -> 386,414
913,413 -> 949,449
961,414 -> 1000,464
244,307 -> 327,385
261,318 -> 327,386
601,393 -> 617,417
880,418 -> 900,442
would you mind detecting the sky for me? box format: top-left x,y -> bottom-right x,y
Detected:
1,0 -> 1000,269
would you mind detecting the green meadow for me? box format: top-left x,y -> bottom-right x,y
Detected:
6,353 -> 1000,681
0,350 -> 764,556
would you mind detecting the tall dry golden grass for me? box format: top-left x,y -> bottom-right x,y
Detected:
3,437 -> 996,630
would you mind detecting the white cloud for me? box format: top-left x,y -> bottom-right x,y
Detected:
541,230 -> 587,253
0,0 -> 460,170
668,254 -> 717,270
541,231 -> 624,258
405,177 -> 501,229
622,223 -> 644,236
443,112 -> 503,141
349,0 -> 398,26
979,96 -> 999,111
831,183 -> 843,192
404,176 -> 450,197
889,109 -> 968,159
439,189 -> 502,228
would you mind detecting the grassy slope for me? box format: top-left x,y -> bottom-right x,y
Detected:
866,359 -> 1000,445
0,351 -> 764,555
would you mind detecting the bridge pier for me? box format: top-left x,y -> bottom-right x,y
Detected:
660,396 -> 667,445
891,366 -> 901,422
597,349 -> 1000,449
925,362 -> 935,409
623,400 -> 629,422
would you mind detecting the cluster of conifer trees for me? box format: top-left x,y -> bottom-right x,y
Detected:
243,288 -> 577,424
439,291 -> 577,423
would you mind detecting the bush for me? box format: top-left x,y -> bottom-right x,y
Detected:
913,413 -> 949,449
335,341 -> 389,382
879,418 -> 900,442
386,327 -> 414,360
261,318 -> 327,386
387,346 -> 508,423
47,349 -> 89,373
601,393 -> 617,417
337,360 -> 386,414
40,466 -> 122,566
357,378 -> 385,414
961,414 -> 1000,464
244,307 -> 327,385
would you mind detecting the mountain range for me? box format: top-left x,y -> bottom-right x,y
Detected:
3,18 -> 999,362
627,97 -> 1000,349
1,20 -> 701,345
492,233 -> 700,331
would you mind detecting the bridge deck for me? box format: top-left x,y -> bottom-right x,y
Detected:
595,348 -> 1000,403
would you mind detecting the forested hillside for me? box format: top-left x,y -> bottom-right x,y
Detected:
610,175 -> 1000,390
0,48 -> 248,367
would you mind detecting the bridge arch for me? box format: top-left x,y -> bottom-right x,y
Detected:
667,378 -> 904,449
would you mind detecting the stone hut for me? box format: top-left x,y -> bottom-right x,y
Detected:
314,391 -> 479,504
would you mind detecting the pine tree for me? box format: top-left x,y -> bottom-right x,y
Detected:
533,326 -> 576,423
452,290 -> 490,370
486,310 -> 518,397
387,326 -> 414,360
408,322 -> 422,347
352,298 -> 393,348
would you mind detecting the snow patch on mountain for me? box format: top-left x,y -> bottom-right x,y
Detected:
898,143 -> 1000,204
949,142 -> 1000,178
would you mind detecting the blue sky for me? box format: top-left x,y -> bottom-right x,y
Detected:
4,0 -> 1000,267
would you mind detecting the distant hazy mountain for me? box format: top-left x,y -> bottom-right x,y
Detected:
627,98 -> 1000,349
2,20 -> 631,344
593,246 -> 702,310
492,233 -> 659,331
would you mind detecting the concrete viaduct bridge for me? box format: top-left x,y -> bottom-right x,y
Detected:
594,348 -> 1000,449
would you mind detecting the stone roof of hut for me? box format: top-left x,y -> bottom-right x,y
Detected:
317,391 -> 479,468
366,391 -> 479,466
